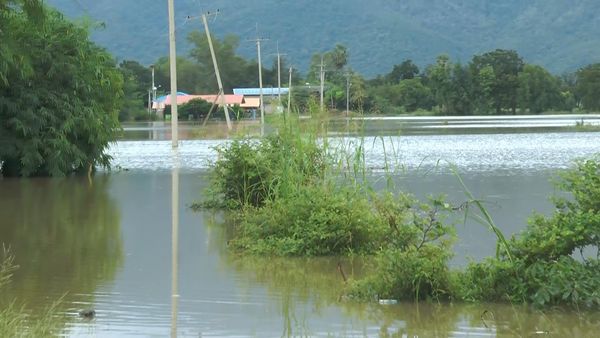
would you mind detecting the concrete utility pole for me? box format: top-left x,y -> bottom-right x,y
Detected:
345,71 -> 352,117
201,13 -> 232,130
249,31 -> 268,135
148,89 -> 152,115
151,64 -> 156,108
167,0 -> 178,148
319,55 -> 325,113
287,66 -> 292,115
274,42 -> 287,103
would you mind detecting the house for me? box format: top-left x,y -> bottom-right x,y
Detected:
161,94 -> 244,107
233,87 -> 289,113
153,93 -> 246,119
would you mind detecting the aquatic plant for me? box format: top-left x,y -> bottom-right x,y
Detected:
456,157 -> 600,308
348,194 -> 456,301
200,111 -> 600,308
201,121 -> 326,209
230,183 -> 387,256
0,247 -> 64,337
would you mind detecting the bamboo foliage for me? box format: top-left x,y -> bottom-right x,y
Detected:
0,3 -> 122,177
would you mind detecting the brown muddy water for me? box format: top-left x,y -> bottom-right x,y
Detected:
1,122 -> 600,337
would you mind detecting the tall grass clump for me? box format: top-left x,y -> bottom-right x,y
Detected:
1,247 -> 64,337
456,157 -> 600,308
201,119 -> 326,209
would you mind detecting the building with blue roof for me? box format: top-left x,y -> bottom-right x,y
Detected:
233,88 -> 289,96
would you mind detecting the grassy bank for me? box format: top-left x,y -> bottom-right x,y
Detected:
197,114 -> 599,308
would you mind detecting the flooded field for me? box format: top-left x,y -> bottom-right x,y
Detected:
1,119 -> 599,336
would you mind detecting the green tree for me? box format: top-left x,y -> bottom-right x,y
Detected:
517,64 -> 562,114
179,98 -> 214,119
153,56 -> 202,94
0,6 -> 122,177
188,33 -> 257,93
0,0 -> 44,85
426,55 -> 453,113
387,59 -> 420,83
305,45 -> 351,111
446,63 -> 474,115
575,63 -> 600,111
470,49 -> 524,114
118,60 -> 151,121
307,44 -> 349,85
395,79 -> 433,112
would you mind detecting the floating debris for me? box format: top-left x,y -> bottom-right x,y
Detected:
79,309 -> 96,319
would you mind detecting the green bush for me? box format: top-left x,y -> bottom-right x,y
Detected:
203,127 -> 326,209
230,184 -> 387,256
456,157 -> 600,308
348,193 -> 456,301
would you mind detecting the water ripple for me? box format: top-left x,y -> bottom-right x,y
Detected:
108,132 -> 600,174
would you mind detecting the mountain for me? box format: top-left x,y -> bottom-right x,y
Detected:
46,0 -> 600,77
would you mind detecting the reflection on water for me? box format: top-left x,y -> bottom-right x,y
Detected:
0,176 -> 123,320
218,242 -> 600,337
120,115 -> 600,141
171,155 -> 180,338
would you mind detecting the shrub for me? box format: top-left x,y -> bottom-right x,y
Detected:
348,194 -> 456,301
203,127 -> 326,209
229,184 -> 387,256
456,157 -> 600,308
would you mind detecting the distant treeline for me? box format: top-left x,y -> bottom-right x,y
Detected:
118,32 -> 600,120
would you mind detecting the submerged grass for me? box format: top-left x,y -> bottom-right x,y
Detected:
199,112 -> 600,309
0,247 -> 64,337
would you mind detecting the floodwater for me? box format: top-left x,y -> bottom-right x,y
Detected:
1,118 -> 600,337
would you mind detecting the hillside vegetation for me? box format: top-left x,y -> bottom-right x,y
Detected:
47,0 -> 600,76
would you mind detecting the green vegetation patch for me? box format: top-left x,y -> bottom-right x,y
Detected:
200,116 -> 599,308
231,184 -> 387,256
1,1 -> 122,177
454,157 -> 600,308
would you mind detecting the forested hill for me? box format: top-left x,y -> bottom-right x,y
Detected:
47,0 -> 600,76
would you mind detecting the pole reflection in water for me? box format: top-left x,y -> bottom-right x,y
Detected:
171,150 -> 180,338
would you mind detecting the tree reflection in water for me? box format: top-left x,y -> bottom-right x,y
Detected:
0,176 -> 123,319
205,214 -> 600,337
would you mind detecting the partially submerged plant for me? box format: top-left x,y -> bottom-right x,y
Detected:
348,193 -> 456,302
1,247 -> 65,337
456,157 -> 600,308
199,112 -> 600,308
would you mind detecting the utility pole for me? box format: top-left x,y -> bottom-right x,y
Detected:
249,30 -> 268,136
319,55 -> 325,113
345,71 -> 352,117
274,42 -> 287,103
167,0 -> 178,148
151,65 -> 156,112
201,12 -> 232,130
287,66 -> 292,116
147,89 -> 152,115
